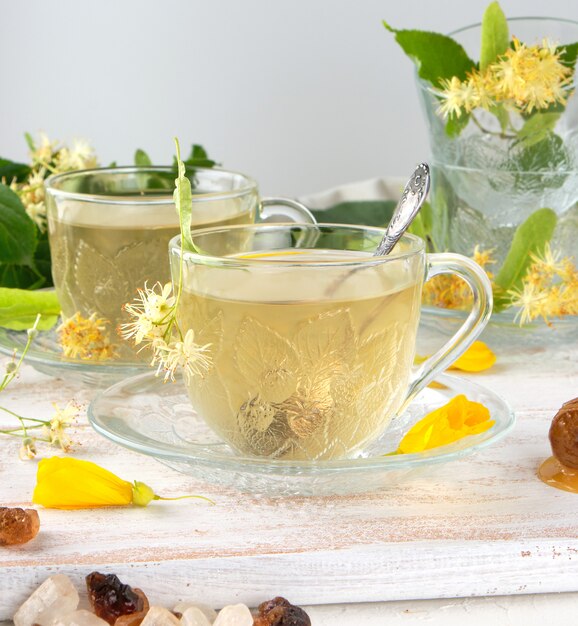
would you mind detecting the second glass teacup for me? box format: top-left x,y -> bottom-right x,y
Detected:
169,223 -> 493,461
45,166 -> 314,360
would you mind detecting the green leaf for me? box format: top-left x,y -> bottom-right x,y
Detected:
311,200 -> 396,227
0,264 -> 45,290
0,158 -> 31,183
0,287 -> 60,330
0,184 -> 37,265
24,132 -> 35,151
33,231 -> 53,288
134,149 -> 152,166
445,112 -> 470,137
516,112 -> 561,148
505,133 -> 569,189
383,22 -> 476,87
493,208 -> 557,310
173,139 -> 194,251
172,143 -> 218,170
558,42 -> 578,69
480,2 -> 509,70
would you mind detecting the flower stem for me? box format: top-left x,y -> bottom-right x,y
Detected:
470,113 -> 517,139
154,494 -> 215,505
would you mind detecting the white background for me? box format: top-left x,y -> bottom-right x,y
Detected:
1,0 -> 576,196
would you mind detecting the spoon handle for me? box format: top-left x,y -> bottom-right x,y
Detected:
374,163 -> 430,256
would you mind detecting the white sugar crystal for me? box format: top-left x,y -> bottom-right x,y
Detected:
141,606 -> 181,626
180,607 -> 213,626
213,604 -> 253,626
14,574 -> 79,626
51,609 -> 109,626
174,602 -> 217,623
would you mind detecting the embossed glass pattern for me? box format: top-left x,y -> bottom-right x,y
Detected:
169,224 -> 492,461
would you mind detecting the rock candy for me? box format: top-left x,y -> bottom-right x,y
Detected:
52,609 -> 109,626
173,602 -> 216,623
13,574 -> 79,626
179,607 -> 213,626
0,507 -> 40,546
140,607 -> 180,626
212,605 -> 253,626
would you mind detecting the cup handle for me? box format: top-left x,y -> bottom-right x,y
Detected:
403,252 -> 493,409
259,197 -> 317,224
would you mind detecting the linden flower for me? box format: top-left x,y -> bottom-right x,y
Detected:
32,457 -> 213,509
121,282 -> 175,347
492,37 -> 572,113
29,132 -> 58,167
56,139 -> 98,171
152,329 -> 211,383
397,394 -> 495,454
437,72 -> 490,118
10,168 -> 48,231
42,401 -> 80,452
57,312 -> 115,361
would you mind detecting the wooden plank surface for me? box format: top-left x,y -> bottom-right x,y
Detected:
1,339 -> 577,619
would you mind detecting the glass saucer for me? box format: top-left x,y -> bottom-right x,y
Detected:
421,305 -> 577,350
0,326 -> 148,386
88,372 -> 515,496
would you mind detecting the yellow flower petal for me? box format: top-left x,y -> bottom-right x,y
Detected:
448,341 -> 496,372
397,394 -> 494,454
33,457 -> 133,509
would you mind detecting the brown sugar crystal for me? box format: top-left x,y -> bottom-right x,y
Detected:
0,507 -> 40,545
86,572 -> 148,625
254,597 -> 311,626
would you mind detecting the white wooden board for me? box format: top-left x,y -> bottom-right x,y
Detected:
1,341 -> 577,619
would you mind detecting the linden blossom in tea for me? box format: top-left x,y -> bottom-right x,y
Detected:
45,167 -> 311,362
169,224 -> 493,461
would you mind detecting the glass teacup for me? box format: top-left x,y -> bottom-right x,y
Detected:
45,166 -> 314,360
169,223 -> 492,461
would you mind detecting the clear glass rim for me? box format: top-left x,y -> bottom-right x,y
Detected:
448,15 -> 578,38
170,223 -> 425,268
44,165 -> 258,205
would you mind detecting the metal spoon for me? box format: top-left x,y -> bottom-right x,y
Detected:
324,163 -> 430,297
374,162 -> 430,256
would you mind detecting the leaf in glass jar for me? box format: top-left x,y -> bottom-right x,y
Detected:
505,132 -> 569,190
493,208 -> 557,311
383,22 -> 476,87
516,112 -> 561,148
480,2 -> 509,71
558,41 -> 578,70
445,112 -> 470,138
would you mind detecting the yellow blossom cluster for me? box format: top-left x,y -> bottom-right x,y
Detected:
57,312 -> 115,361
437,37 -> 573,118
5,133 -> 98,231
508,244 -> 578,325
423,243 -> 578,326
422,246 -> 496,310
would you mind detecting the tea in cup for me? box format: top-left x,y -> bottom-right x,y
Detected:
45,167 -> 313,360
169,223 -> 492,461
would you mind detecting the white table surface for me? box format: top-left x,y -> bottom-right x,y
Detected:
1,327 -> 577,624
